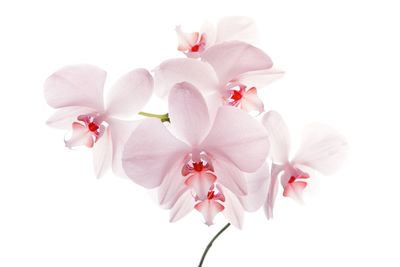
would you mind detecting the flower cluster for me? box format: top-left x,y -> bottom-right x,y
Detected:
44,17 -> 348,228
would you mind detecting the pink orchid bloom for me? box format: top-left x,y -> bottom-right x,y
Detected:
44,65 -> 153,177
176,16 -> 258,58
122,82 -> 270,228
262,111 -> 348,219
155,41 -> 284,115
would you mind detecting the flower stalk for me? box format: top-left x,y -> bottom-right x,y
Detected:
198,223 -> 231,267
138,111 -> 170,122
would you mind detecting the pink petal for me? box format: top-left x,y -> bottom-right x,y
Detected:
201,41 -> 273,85
216,16 -> 258,44
170,190 -> 195,223
176,26 -> 199,51
239,163 -> 270,212
236,69 -> 284,89
158,159 -> 187,207
122,118 -> 190,188
106,69 -> 153,119
107,118 -> 141,177
46,106 -> 95,129
264,164 -> 282,219
185,172 -> 217,201
168,82 -> 210,146
65,122 -> 94,148
220,186 -> 244,229
154,58 -> 219,98
211,157 -> 247,196
283,181 -> 307,203
293,124 -> 348,175
200,21 -> 217,48
44,64 -> 106,110
202,106 -> 269,172
92,127 -> 112,178
240,87 -> 265,113
261,111 -> 291,164
195,199 -> 224,226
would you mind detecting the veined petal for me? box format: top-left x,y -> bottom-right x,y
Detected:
261,111 -> 290,164
46,106 -> 96,129
122,118 -> 190,188
240,87 -> 264,113
158,158 -> 187,207
195,199 -> 224,226
185,172 -> 216,201
106,69 -> 153,119
239,163 -> 270,212
201,41 -> 272,85
169,82 -> 210,146
202,106 -> 269,172
44,64 -> 105,110
237,69 -> 284,90
211,157 -> 247,196
293,124 -> 348,175
221,186 -> 244,229
92,127 -> 112,178
216,16 -> 258,44
153,58 -> 219,98
170,190 -> 195,223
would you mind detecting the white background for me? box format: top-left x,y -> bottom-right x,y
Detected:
1,0 -> 399,266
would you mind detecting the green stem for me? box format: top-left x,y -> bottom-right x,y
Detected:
198,223 -> 231,267
138,111 -> 169,122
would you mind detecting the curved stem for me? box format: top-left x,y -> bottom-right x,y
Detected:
198,223 -> 231,267
138,111 -> 169,122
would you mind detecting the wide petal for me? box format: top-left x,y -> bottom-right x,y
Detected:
236,69 -> 284,89
202,106 -> 269,172
261,111 -> 291,164
170,190 -> 195,223
221,186 -> 244,229
122,118 -> 190,188
44,64 -> 106,110
168,82 -> 210,146
92,127 -> 112,178
106,69 -> 153,119
211,157 -> 247,196
293,124 -> 348,175
239,163 -> 270,212
216,16 -> 258,44
153,58 -> 219,98
158,158 -> 188,207
46,106 -> 96,129
201,41 -> 273,84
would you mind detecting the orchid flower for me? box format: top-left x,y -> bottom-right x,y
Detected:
176,16 -> 258,58
155,41 -> 284,115
261,111 -> 348,219
44,65 -> 153,177
122,82 -> 270,228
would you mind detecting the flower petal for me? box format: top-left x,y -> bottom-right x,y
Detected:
122,118 -> 190,188
64,122 -> 93,148
240,87 -> 264,114
44,64 -> 106,110
293,124 -> 348,175
170,190 -> 195,223
211,157 -> 247,196
201,41 -> 273,84
202,106 -> 269,172
264,164 -> 282,219
200,20 -> 217,49
46,106 -> 96,129
195,199 -> 224,226
185,172 -> 217,200
261,111 -> 290,164
106,69 -> 153,119
92,127 -> 112,178
239,163 -> 270,212
216,16 -> 258,44
221,186 -> 244,229
153,58 -> 219,98
158,158 -> 187,207
176,26 -> 199,52
236,69 -> 284,89
283,181 -> 307,203
168,82 -> 210,146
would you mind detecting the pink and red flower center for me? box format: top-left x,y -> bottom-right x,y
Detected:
65,114 -> 107,149
226,82 -> 258,107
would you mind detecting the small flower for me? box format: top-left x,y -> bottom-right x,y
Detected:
261,111 -> 349,218
122,82 -> 270,227
154,41 -> 283,115
44,65 -> 153,177
176,16 -> 258,58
